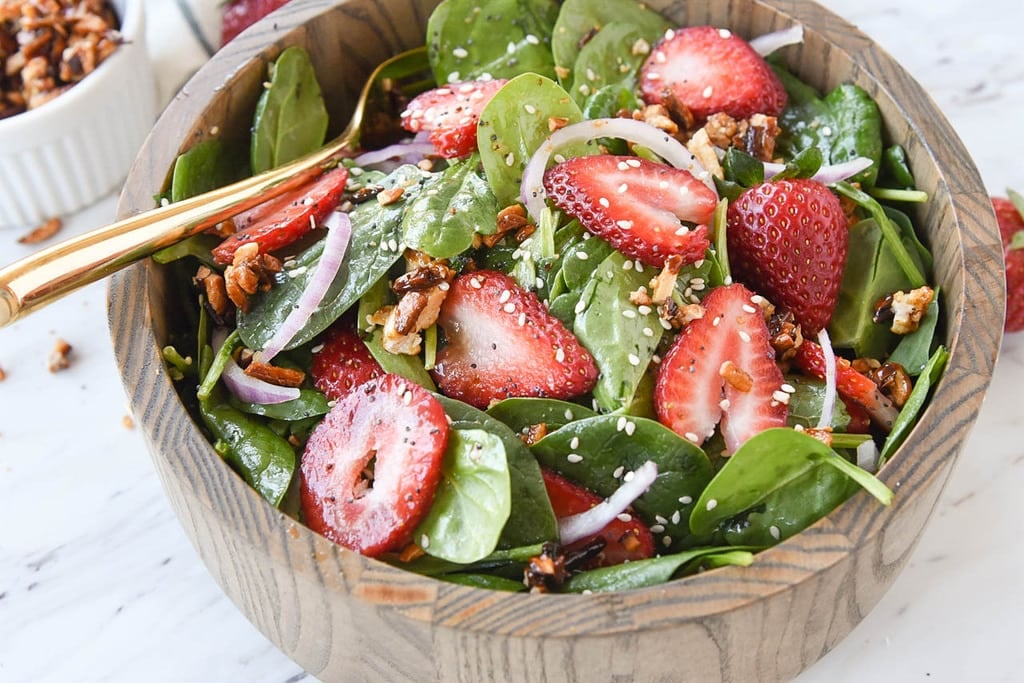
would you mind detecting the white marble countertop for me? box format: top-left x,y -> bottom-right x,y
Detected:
1,1 -> 1022,681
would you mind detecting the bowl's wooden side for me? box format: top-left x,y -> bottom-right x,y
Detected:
109,0 -> 1002,681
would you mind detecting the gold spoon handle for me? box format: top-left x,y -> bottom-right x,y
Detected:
0,145 -> 338,328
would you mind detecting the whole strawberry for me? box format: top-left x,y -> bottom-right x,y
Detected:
993,194 -> 1024,332
726,178 -> 848,335
640,26 -> 787,122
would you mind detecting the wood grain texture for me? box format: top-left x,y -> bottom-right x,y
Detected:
107,0 -> 1003,680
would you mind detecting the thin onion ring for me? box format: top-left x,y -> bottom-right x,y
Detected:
816,328 -> 838,430
763,156 -> 874,185
558,460 -> 659,545
749,24 -> 805,56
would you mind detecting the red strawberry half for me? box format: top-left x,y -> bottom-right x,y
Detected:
993,195 -> 1024,332
432,270 -> 598,409
543,155 -> 717,267
400,79 -> 508,158
727,178 -> 849,335
541,469 -> 655,569
654,283 -> 787,454
310,323 -> 385,401
300,373 -> 449,557
639,25 -> 787,122
212,165 -> 348,265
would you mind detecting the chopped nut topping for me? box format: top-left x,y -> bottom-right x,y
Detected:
547,115 -> 570,132
1,1 -> 122,120
47,337 -> 72,372
865,361 -> 913,408
686,128 -> 723,179
194,265 -> 231,317
122,414 -> 134,430
802,426 -> 833,447
659,299 -> 704,329
719,360 -> 753,392
18,216 -> 61,244
223,243 -> 282,313
524,542 -> 568,593
519,423 -> 548,446
700,112 -> 781,161
768,310 -> 804,366
376,186 -> 405,206
398,543 -> 426,563
479,204 -> 534,248
376,253 -> 454,354
634,103 -> 678,136
875,286 -> 934,335
648,254 -> 684,305
243,360 -> 306,388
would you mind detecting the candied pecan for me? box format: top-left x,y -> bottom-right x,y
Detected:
194,265 -> 231,317
875,286 -> 935,335
392,260 -> 454,294
48,337 -> 72,372
479,204 -> 533,248
519,423 -> 548,446
634,103 -> 679,136
768,310 -> 804,365
18,216 -> 61,244
704,112 -> 740,148
686,128 -> 723,179
659,299 -> 704,329
743,114 -> 780,162
524,542 -> 568,593
648,254 -> 685,305
223,243 -> 282,312
866,362 -> 913,408
719,360 -> 753,392
243,361 -> 306,388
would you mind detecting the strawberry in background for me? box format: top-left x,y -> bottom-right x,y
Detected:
221,0 -> 291,46
993,192 -> 1024,332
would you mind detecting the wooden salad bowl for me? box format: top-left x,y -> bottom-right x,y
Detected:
108,0 -> 1002,680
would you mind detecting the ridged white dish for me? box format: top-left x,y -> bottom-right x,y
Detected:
0,0 -> 155,229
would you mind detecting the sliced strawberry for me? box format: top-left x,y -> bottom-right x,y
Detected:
727,178 -> 849,335
541,469 -> 655,569
654,283 -> 787,454
221,0 -> 290,46
400,79 -> 508,158
310,323 -> 385,401
543,155 -> 716,267
211,166 -> 348,265
993,196 -> 1024,332
841,396 -> 872,434
640,26 -> 787,122
793,340 -> 899,431
300,373 -> 449,557
432,270 -> 598,409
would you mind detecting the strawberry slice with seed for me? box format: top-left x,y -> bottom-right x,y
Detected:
543,155 -> 717,268
640,26 -> 787,122
432,270 -> 598,409
310,322 -> 385,401
654,283 -> 788,454
211,166 -> 348,265
400,79 -> 508,158
792,340 -> 899,431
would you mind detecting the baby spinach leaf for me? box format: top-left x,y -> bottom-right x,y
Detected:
531,415 -> 714,550
551,0 -> 669,85
783,376 -> 852,431
690,429 -> 891,538
573,251 -> 663,412
477,74 -> 588,206
427,0 -> 560,84
170,138 -> 249,203
251,46 -> 329,174
238,165 -> 428,351
564,546 -> 753,593
887,288 -> 940,375
402,156 -> 499,259
151,234 -> 221,267
486,397 -> 598,434
880,345 -> 948,465
416,428 -> 512,564
567,22 -> 650,110
435,395 -> 558,547
880,145 -> 916,189
395,542 -> 545,577
364,329 -> 437,391
229,388 -> 330,420
581,83 -> 640,121
560,233 -> 615,291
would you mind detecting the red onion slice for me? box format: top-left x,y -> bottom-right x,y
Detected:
558,460 -> 659,545
749,24 -> 805,56
519,118 -> 714,223
353,141 -> 437,168
222,355 -> 301,404
258,210 -> 353,362
816,328 -> 837,430
763,156 -> 874,185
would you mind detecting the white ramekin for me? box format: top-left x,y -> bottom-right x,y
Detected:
0,0 -> 156,229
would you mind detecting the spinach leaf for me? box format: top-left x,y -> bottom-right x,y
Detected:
880,145 -> 916,189
151,234 -> 222,267
560,233 -> 615,291
485,397 -> 598,434
784,376 -> 851,431
170,138 -> 249,203
229,388 -> 330,420
828,217 -> 928,358
880,346 -> 948,464
551,0 -> 669,85
531,415 -> 714,550
564,546 -> 754,593
567,22 -> 650,111
887,288 -> 940,375
396,542 -> 545,577
573,251 -> 663,412
426,0 -> 560,84
416,428 -> 512,564
477,74 -> 589,206
250,46 -> 329,174
435,395 -> 558,547
238,165 -> 428,351
365,328 -> 437,391
402,156 -> 499,258
690,429 -> 892,539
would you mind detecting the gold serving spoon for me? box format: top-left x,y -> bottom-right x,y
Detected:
0,47 -> 431,328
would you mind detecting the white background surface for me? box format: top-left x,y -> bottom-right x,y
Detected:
1,0 -> 1022,681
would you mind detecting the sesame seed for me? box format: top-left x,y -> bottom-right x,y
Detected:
742,304 -> 757,314
505,152 -> 515,166
524,103 -> 537,114
720,399 -> 731,410
684,432 -> 700,443
447,71 -> 460,83
739,330 -> 751,343
675,226 -> 690,236
575,251 -> 589,260
646,72 -> 661,81
665,29 -> 675,40
634,260 -> 644,272
718,28 -> 732,38
452,47 -> 468,58
555,347 -> 566,363
671,510 -> 682,525
618,161 -> 630,171
570,436 -> 580,449
564,408 -> 574,421
525,34 -> 540,45
421,534 -> 430,548
617,513 -> 632,522
781,383 -> 796,394
702,85 -> 714,98
586,68 -> 597,81
706,499 -> 718,511
821,126 -> 833,137
503,302 -> 516,313
659,317 -> 673,330
535,277 -> 545,289
616,416 -> 627,432
659,180 -> 669,189
650,524 -> 666,533
578,84 -> 591,96
574,299 -> 587,314
769,525 -> 781,541
616,220 -> 633,230
655,515 -> 668,525
599,197 -> 610,208
627,353 -> 640,366
625,421 -> 636,436
567,453 -> 583,463
622,309 -> 638,319
498,290 -> 512,304
724,275 -> 734,285
623,260 -> 634,271
712,316 -> 721,327
638,305 -> 652,315
662,536 -> 672,547
507,41 -> 516,54
624,470 -> 635,482
554,154 -> 566,163
613,465 -> 625,479
679,496 -> 692,505
772,390 -> 791,404
517,312 -> 526,326
617,183 -> 628,193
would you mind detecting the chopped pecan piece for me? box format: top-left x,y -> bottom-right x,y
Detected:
701,112 -> 780,161
48,337 -> 72,372
243,361 -> 306,388
633,103 -> 679,136
865,361 -> 913,408
719,360 -> 753,392
479,204 -> 533,248
874,286 -> 935,335
524,542 -> 568,593
519,423 -> 548,446
18,216 -> 61,244
223,243 -> 282,313
686,128 -> 723,179
768,310 -> 804,366
194,265 -> 231,317
648,254 -> 685,305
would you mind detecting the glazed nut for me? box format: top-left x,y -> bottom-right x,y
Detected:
48,338 -> 72,372
243,361 -> 306,388
520,423 -> 548,446
195,267 -> 231,317
392,261 -> 454,294
719,360 -> 753,392
18,216 -> 62,244
867,362 -> 914,408
376,186 -> 405,206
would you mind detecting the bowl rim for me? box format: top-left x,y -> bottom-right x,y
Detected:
0,0 -> 144,139
109,0 -> 1002,640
